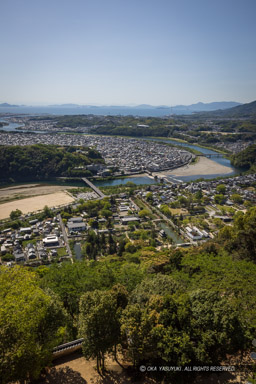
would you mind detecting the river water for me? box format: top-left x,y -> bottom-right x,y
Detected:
94,176 -> 157,187
145,137 -> 231,166
0,119 -> 240,183
0,120 -> 25,132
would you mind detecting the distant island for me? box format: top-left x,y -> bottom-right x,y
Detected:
0,102 -> 20,108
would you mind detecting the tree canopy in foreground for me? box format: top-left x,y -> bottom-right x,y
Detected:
0,266 -> 66,384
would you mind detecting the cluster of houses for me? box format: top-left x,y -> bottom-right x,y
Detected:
0,191 -> 145,267
67,217 -> 87,234
138,174 -> 256,207
3,114 -> 256,157
135,173 -> 256,243
0,131 -> 192,175
66,197 -> 141,237
94,137 -> 192,173
184,225 -> 209,241
0,217 -> 64,265
181,174 -> 256,203
215,140 -> 254,153
1,167 -> 256,265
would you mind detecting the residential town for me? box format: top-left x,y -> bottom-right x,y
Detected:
0,131 -> 192,174
0,115 -> 255,268
1,172 -> 255,267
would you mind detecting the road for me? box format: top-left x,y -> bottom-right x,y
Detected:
81,178 -> 105,198
58,214 -> 73,263
138,196 -> 178,230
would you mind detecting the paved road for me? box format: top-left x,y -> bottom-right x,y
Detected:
58,214 -> 73,263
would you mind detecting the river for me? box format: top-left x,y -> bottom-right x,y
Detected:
0,119 -> 240,183
0,120 -> 25,132
145,137 -> 234,171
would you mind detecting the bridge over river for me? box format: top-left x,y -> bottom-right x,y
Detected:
81,177 -> 105,198
196,153 -> 224,158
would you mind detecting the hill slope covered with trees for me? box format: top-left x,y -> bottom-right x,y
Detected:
0,144 -> 103,182
197,100 -> 256,118
231,143 -> 256,171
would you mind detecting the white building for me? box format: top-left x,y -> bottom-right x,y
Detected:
185,226 -> 203,241
43,235 -> 59,246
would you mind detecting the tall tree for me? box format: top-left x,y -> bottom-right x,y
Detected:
0,266 -> 66,384
79,286 -> 127,371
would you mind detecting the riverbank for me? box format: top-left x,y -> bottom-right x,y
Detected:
0,190 -> 74,220
0,184 -> 76,202
153,156 -> 233,178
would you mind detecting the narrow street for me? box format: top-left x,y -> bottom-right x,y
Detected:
58,214 -> 73,263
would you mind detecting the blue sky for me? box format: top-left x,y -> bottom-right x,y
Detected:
1,0 -> 256,105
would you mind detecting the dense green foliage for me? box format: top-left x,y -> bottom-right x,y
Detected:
91,124 -> 175,137
1,207 -> 256,381
9,209 -> 22,220
218,207 -> 256,262
231,143 -> 256,171
38,208 -> 256,372
42,114 -> 184,137
79,285 -> 128,370
121,288 -> 243,368
0,144 -> 103,181
0,267 -> 67,384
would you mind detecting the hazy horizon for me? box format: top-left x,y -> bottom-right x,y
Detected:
0,100 -> 244,107
1,0 -> 256,106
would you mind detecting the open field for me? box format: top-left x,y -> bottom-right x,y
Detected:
169,208 -> 189,215
0,191 -> 74,220
154,156 -> 233,178
0,184 -> 75,203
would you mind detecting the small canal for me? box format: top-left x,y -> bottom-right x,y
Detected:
73,243 -> 82,260
158,221 -> 184,244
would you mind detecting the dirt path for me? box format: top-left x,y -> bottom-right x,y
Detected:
38,352 -> 251,384
39,352 -> 155,384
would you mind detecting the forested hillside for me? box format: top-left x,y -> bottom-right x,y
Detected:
90,124 -> 174,137
1,207 -> 256,383
231,143 -> 256,171
54,115 -> 180,137
0,144 -> 103,181
196,100 -> 256,118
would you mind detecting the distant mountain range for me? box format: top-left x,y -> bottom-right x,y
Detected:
195,100 -> 256,118
2,100 -> 256,118
171,101 -> 241,112
0,101 -> 242,113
